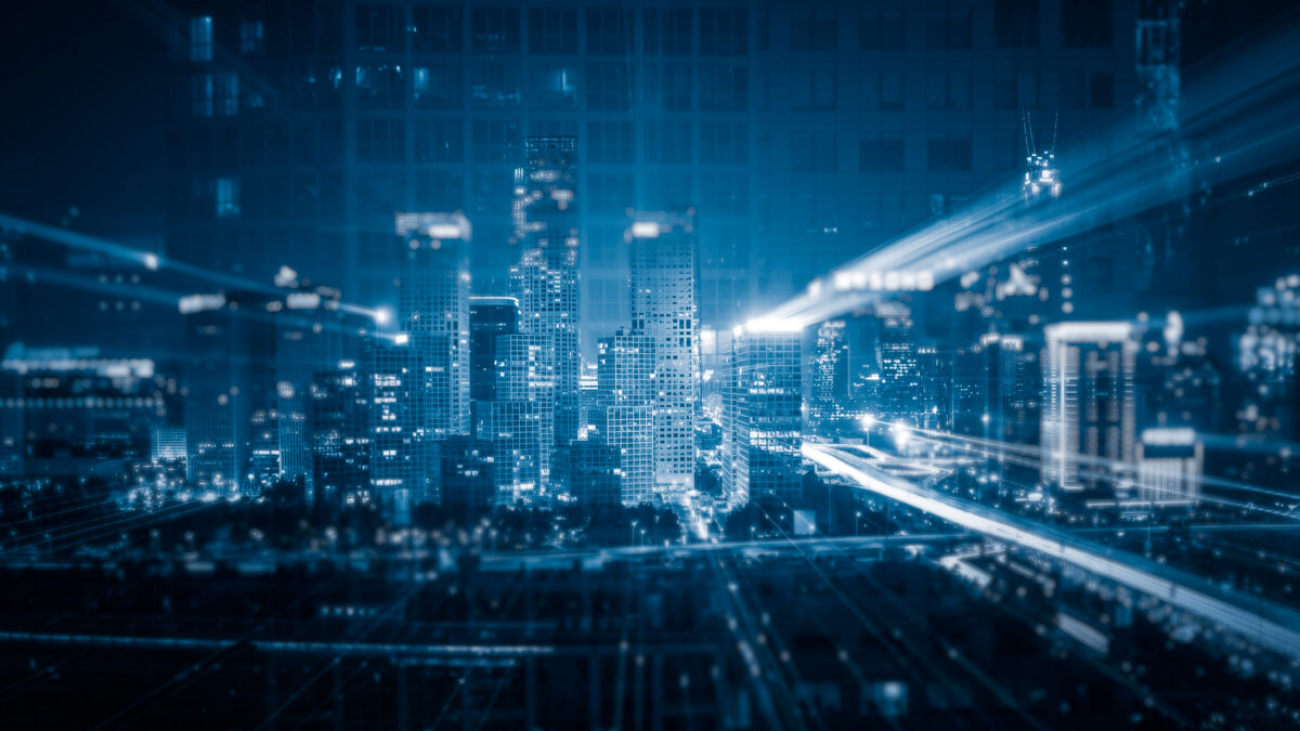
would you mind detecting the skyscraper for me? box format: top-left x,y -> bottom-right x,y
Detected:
488,332 -> 556,503
512,137 -> 581,449
368,332 -> 440,523
628,212 -> 698,496
180,291 -> 277,495
309,362 -> 372,510
468,296 -> 518,404
397,212 -> 471,438
1041,322 -> 1137,494
595,330 -> 655,505
724,327 -> 803,507
809,319 -> 849,431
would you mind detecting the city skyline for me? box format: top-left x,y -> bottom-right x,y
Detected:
5,0 -> 1300,728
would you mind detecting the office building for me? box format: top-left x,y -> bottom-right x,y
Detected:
368,332 -> 439,522
595,330 -> 655,504
397,212 -> 471,438
180,291 -> 278,495
1135,427 -> 1202,504
308,363 -> 372,510
567,439 -> 623,506
724,327 -> 803,506
489,332 -> 555,502
438,434 -> 495,516
512,137 -> 582,448
628,212 -> 698,495
1041,322 -> 1137,494
469,296 -> 518,404
809,319 -> 849,431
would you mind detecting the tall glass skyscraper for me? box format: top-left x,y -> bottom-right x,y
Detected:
628,212 -> 698,496
511,137 -> 581,448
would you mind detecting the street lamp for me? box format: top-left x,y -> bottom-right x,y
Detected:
855,511 -> 862,537
859,413 -> 875,449
630,520 -> 638,547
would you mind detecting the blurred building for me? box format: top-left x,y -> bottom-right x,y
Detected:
511,137 -> 582,448
723,328 -> 803,506
486,332 -> 555,504
367,332 -> 439,522
397,212 -> 472,439
468,296 -> 518,405
628,212 -> 698,496
309,363 -> 372,510
808,319 -> 849,431
0,349 -> 173,479
595,330 -> 655,504
160,0 -> 1138,341
1041,322 -> 1137,495
567,439 -> 623,506
1135,427 -> 1201,504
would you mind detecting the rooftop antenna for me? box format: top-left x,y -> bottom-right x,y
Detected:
1023,108 -> 1063,199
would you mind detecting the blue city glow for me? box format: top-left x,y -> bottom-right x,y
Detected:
3,0 -> 1300,728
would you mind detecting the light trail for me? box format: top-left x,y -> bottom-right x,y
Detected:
803,442 -> 1300,660
756,15 -> 1300,329
0,213 -> 388,329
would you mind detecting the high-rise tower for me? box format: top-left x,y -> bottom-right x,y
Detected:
511,137 -> 581,449
397,212 -> 471,438
628,212 -> 699,496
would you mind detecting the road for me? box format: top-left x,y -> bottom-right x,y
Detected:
803,441 -> 1300,660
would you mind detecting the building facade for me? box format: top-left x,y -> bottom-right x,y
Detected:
628,212 -> 699,496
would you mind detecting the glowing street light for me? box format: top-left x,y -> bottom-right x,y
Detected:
891,422 -> 912,451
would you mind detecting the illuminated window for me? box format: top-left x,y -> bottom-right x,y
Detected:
356,64 -> 405,108
239,20 -> 264,54
214,73 -> 239,116
215,178 -> 241,218
189,16 -> 213,62
412,64 -> 463,109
